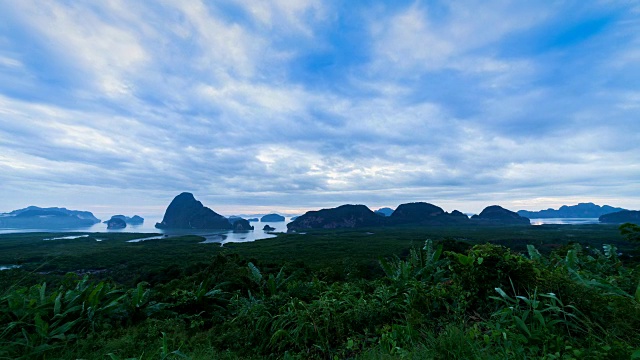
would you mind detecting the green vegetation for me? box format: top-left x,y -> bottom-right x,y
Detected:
0,225 -> 639,359
620,223 -> 640,243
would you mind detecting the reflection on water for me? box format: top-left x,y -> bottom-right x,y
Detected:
44,234 -> 90,241
154,223 -> 286,245
0,217 -> 293,245
530,218 -> 600,225
0,265 -> 20,271
199,234 -> 226,244
127,235 -> 166,243
219,228 -> 277,245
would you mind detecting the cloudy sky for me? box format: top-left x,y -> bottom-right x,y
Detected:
0,0 -> 639,218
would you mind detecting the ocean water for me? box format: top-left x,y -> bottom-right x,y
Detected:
0,217 -> 605,244
0,217 -> 293,245
0,265 -> 20,271
530,218 -> 600,225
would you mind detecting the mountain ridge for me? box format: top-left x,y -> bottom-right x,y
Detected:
288,202 -> 530,231
518,203 -> 626,219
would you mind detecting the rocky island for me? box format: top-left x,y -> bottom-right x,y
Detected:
471,205 -> 530,225
287,204 -> 384,231
287,203 -> 529,231
155,192 -> 253,230
261,213 -> 285,222
388,202 -> 469,226
104,215 -> 144,225
106,217 -> 127,229
0,206 -> 101,229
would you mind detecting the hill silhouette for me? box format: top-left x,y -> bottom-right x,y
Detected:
518,203 -> 626,218
155,193 -> 254,230
0,206 -> 100,228
599,210 -> 640,224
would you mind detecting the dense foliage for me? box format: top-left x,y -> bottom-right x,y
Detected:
0,227 -> 639,359
620,222 -> 640,243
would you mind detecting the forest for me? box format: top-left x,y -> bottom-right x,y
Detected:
0,224 -> 639,359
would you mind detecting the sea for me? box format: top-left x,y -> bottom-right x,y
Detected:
0,216 -> 294,246
529,218 -> 600,225
0,217 -> 603,245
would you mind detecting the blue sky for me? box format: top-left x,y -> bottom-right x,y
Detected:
0,0 -> 639,218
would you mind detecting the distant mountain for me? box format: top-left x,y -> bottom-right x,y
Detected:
155,193 -> 254,230
15,210 -> 69,218
374,207 -> 394,217
518,203 -> 626,219
0,206 -> 101,229
389,202 -> 469,225
599,210 -> 640,224
287,204 -> 383,231
103,215 -> 144,225
5,206 -> 100,222
261,214 -> 285,222
287,202 -> 475,231
472,205 -> 530,225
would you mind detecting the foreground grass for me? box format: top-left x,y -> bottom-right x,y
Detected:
0,226 -> 639,359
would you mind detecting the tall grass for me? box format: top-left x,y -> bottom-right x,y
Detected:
0,235 -> 639,359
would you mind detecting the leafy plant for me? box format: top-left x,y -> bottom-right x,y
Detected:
620,222 -> 640,242
491,285 -> 599,345
247,262 -> 293,297
378,239 -> 447,285
2,230 -> 640,359
0,277 -> 132,358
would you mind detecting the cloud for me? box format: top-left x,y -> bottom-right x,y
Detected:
0,0 -> 638,215
6,1 -> 149,98
233,0 -> 326,35
369,2 -> 547,73
0,55 -> 23,69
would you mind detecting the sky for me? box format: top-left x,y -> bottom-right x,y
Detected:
0,0 -> 639,218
